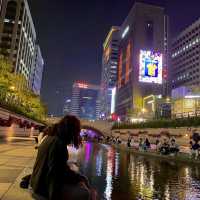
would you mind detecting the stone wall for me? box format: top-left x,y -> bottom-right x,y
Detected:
111,127 -> 200,146
0,107 -> 42,139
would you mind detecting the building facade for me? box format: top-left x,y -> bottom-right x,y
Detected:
71,81 -> 100,120
172,86 -> 200,118
171,18 -> 200,90
0,0 -> 36,87
31,45 -> 44,95
63,98 -> 71,115
99,26 -> 120,119
116,2 -> 167,120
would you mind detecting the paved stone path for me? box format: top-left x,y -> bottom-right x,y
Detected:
0,139 -> 36,200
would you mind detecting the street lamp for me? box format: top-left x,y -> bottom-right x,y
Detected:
166,97 -> 170,102
141,108 -> 146,114
9,86 -> 15,91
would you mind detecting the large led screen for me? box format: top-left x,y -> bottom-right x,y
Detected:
139,50 -> 163,84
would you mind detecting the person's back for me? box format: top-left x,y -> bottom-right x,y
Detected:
192,142 -> 200,150
145,139 -> 150,148
30,115 -> 93,200
31,135 -> 68,199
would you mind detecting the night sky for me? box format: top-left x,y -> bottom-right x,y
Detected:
28,0 -> 200,116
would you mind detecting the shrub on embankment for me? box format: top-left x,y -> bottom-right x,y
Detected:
112,117 -> 200,130
0,56 -> 47,124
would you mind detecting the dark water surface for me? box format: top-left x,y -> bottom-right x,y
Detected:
68,142 -> 200,200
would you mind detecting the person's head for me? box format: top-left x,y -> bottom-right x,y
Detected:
171,139 -> 175,144
38,125 -> 46,133
43,126 -> 53,136
50,115 -> 81,148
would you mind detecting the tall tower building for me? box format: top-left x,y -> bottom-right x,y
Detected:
63,98 -> 71,115
99,26 -> 120,119
171,18 -> 200,90
0,0 -> 36,87
31,45 -> 44,95
116,2 -> 167,120
71,81 -> 100,120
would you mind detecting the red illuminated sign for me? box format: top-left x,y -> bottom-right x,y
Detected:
77,83 -> 88,89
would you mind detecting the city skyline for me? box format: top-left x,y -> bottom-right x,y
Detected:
29,0 -> 200,116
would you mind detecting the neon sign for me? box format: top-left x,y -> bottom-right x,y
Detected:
77,83 -> 88,89
139,50 -> 163,84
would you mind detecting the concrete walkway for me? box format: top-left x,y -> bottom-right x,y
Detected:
0,140 -> 36,200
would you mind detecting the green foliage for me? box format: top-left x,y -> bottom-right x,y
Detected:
0,56 -> 46,123
112,117 -> 200,130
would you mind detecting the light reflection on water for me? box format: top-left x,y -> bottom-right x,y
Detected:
68,142 -> 200,200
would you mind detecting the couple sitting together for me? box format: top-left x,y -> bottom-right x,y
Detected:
22,115 -> 97,200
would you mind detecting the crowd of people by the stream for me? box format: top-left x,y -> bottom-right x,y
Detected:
83,133 -> 200,160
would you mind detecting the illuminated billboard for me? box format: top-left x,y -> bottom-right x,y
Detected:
139,50 -> 163,84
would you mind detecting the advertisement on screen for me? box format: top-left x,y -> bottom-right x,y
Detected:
139,50 -> 163,84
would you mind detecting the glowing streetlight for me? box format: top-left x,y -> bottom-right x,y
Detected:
141,108 -> 146,114
9,86 -> 15,91
166,97 -> 170,102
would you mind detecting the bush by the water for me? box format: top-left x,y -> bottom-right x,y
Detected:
112,117 -> 200,130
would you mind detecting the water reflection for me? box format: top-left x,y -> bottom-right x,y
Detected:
68,142 -> 200,200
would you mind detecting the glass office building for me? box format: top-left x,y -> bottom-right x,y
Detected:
71,81 -> 100,120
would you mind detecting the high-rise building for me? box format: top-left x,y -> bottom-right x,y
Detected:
31,45 -> 44,95
71,81 -> 100,120
171,18 -> 200,90
99,26 -> 120,119
0,0 -> 36,87
63,98 -> 71,115
116,2 -> 168,120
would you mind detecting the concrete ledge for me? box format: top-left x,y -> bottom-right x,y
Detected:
113,144 -> 200,165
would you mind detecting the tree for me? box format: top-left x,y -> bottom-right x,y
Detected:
0,56 -> 47,122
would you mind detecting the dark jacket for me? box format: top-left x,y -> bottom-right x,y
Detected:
30,136 -> 80,200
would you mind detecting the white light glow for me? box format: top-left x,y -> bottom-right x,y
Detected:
4,19 -> 10,23
147,100 -> 154,104
122,26 -> 130,38
185,95 -> 200,99
131,118 -> 146,123
111,87 -> 116,114
172,37 -> 200,58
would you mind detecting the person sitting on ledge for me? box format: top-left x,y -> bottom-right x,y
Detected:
155,139 -> 161,152
143,138 -> 151,151
159,138 -> 170,155
130,137 -> 134,147
191,140 -> 200,160
106,136 -> 110,143
169,139 -> 179,156
30,115 -> 96,200
116,136 -> 122,144
139,138 -> 143,151
127,137 -> 131,148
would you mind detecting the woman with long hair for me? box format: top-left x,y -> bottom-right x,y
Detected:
30,115 -> 93,200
